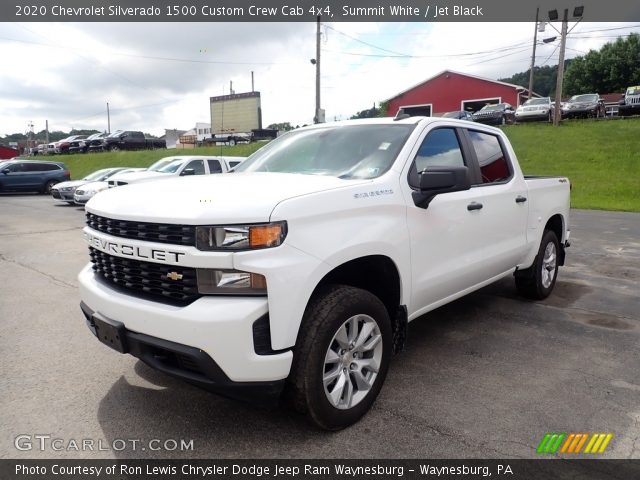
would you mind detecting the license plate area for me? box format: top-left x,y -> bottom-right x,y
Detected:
93,315 -> 128,354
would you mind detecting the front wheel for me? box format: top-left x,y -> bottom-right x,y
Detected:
110,145 -> 120,152
287,285 -> 392,430
515,230 -> 560,300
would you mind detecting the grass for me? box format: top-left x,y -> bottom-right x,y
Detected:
32,119 -> 640,212
503,118 -> 640,212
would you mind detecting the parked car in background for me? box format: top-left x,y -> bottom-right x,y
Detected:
51,167 -> 129,204
107,156 -> 245,187
442,111 -> 475,121
561,94 -> 606,119
0,160 -> 70,194
73,168 -> 145,205
91,130 -> 166,152
56,135 -> 88,154
515,97 -> 552,122
618,86 -> 640,117
69,133 -> 108,154
472,103 -> 515,125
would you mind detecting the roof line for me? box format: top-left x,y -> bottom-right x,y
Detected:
384,69 -> 537,102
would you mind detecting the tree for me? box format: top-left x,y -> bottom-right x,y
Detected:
266,122 -> 294,131
350,103 -> 380,119
564,34 -> 640,95
499,65 -> 562,97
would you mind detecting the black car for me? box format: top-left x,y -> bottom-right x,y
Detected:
442,111 -> 475,121
561,94 -> 606,119
69,133 -> 107,153
0,160 -> 70,194
472,103 -> 516,125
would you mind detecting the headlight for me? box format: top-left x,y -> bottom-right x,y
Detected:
196,269 -> 267,295
196,222 -> 287,251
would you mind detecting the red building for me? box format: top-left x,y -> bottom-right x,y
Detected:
386,70 -> 534,117
0,145 -> 20,160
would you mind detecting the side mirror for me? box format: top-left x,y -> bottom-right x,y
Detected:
2,168 -> 10,174
180,168 -> 195,176
412,166 -> 471,209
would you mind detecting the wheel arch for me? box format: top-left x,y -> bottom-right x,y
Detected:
310,255 -> 407,353
544,214 -> 566,266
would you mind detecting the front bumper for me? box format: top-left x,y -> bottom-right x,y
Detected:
515,110 -> 549,121
562,106 -> 598,118
53,190 -> 75,201
80,301 -> 285,405
78,264 -> 293,385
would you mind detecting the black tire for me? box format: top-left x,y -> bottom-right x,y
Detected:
287,284 -> 392,430
515,230 -> 560,300
228,137 -> 237,146
110,145 -> 120,152
42,180 -> 57,195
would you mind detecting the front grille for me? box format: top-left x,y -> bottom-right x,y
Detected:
89,247 -> 200,305
86,213 -> 196,246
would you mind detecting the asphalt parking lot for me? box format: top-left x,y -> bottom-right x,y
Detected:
0,194 -> 638,459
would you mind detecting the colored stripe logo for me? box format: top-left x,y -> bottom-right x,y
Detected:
537,433 -> 613,454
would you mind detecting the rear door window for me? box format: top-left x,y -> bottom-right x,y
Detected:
467,131 -> 512,185
207,159 -> 222,173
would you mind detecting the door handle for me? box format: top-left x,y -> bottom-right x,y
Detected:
515,196 -> 527,203
467,202 -> 483,211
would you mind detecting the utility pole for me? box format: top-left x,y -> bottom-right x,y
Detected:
314,15 -> 322,123
45,120 -> 49,143
553,9 -> 569,126
528,7 -> 539,100
107,102 -> 111,133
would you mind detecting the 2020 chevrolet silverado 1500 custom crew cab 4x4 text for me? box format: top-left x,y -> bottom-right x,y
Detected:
78,117 -> 570,430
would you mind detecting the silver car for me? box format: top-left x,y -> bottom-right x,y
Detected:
515,97 -> 552,122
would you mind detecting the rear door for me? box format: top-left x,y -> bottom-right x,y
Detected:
461,128 -> 529,274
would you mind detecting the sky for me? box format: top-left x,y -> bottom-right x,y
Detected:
0,20 -> 638,137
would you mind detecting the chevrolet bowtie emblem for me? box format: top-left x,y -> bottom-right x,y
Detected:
166,272 -> 183,281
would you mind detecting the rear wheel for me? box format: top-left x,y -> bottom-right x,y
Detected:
110,145 -> 120,152
515,230 -> 560,300
287,285 -> 392,430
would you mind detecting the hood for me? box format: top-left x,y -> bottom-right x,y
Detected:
52,180 -> 87,190
87,172 -> 370,224
109,171 -> 165,183
76,181 -> 109,193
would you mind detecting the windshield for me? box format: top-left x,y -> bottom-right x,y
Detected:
151,159 -> 185,173
234,124 -> 415,179
147,157 -> 179,172
479,104 -> 503,111
86,133 -> 103,140
627,87 -> 640,96
107,130 -> 124,138
570,94 -> 598,103
443,111 -> 463,118
83,169 -> 113,181
523,98 -> 550,106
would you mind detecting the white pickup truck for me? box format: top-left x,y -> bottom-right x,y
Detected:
79,117 -> 570,430
107,155 -> 245,187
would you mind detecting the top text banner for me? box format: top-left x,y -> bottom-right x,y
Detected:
3,0 -> 640,22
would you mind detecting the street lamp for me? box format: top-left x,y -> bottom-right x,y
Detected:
549,6 -> 584,126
